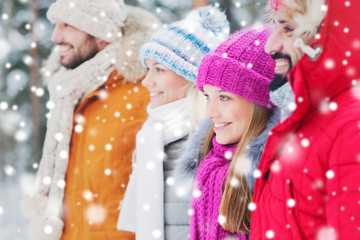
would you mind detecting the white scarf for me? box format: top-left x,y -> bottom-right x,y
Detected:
118,99 -> 191,240
21,42 -> 118,240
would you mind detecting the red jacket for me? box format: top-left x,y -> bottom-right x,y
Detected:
251,0 -> 360,239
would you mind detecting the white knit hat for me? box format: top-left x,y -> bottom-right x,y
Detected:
47,0 -> 127,42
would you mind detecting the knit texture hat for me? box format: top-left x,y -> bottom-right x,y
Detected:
196,25 -> 275,108
139,6 -> 230,83
47,0 -> 127,42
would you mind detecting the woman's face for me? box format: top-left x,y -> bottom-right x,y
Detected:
142,59 -> 189,108
203,84 -> 253,145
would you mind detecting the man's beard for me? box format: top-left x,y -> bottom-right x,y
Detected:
62,47 -> 99,70
269,74 -> 288,91
269,52 -> 293,91
61,35 -> 100,69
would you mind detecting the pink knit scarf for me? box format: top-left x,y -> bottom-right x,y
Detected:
190,136 -> 247,240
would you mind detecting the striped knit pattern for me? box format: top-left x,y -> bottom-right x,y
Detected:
190,137 -> 247,240
139,6 -> 229,83
196,25 -> 275,108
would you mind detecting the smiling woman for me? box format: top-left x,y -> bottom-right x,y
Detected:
142,59 -> 190,108
117,6 -> 230,240
190,25 -> 279,240
203,85 -> 253,145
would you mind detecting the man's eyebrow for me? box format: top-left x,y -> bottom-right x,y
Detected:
278,19 -> 289,24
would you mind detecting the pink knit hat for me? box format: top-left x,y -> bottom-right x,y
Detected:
196,25 -> 275,108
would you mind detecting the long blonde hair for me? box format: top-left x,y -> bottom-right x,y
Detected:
202,103 -> 273,233
183,82 -> 207,131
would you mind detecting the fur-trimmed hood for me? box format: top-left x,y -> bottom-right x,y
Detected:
174,108 -> 281,193
270,82 -> 295,122
173,118 -> 212,197
42,6 -> 161,84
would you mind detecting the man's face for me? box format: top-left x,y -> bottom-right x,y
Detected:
51,20 -> 101,69
265,10 -> 305,89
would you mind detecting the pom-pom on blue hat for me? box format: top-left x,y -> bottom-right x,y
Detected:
139,6 -> 230,83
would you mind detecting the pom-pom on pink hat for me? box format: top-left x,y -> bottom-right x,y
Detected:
196,25 -> 275,109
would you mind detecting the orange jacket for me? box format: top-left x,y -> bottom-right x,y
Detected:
61,71 -> 149,240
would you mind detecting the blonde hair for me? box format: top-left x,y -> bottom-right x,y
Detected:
184,83 -> 206,131
202,103 -> 273,233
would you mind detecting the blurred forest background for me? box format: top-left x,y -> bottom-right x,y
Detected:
0,0 -> 266,239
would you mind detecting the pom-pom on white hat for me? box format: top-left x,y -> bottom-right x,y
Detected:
47,0 -> 127,42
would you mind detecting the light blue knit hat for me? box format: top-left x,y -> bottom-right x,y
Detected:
139,6 -> 230,83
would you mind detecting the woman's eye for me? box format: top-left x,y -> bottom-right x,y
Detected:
220,95 -> 229,101
203,93 -> 210,100
284,26 -> 294,34
145,67 -> 149,72
156,67 -> 164,72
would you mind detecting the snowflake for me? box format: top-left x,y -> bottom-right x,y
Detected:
99,90 -> 108,100
44,225 -> 53,234
42,176 -> 52,185
142,204 -> 150,211
146,161 -> 155,170
287,103 -> 296,112
253,169 -> 261,178
105,144 -> 112,151
187,208 -> 194,216
86,204 -> 106,225
324,59 -> 335,69
74,124 -> 83,133
271,160 -> 281,173
287,198 -> 296,208
0,101 -> 9,111
32,163 -> 38,169
229,177 -> 240,187
316,227 -> 337,240
166,177 -> 175,186
114,111 -> 120,118
126,50 -> 132,57
218,215 -> 226,225
46,101 -> 55,110
83,190 -> 94,201
59,150 -> 68,159
104,169 -> 112,175
248,202 -> 256,211
4,165 -> 16,176
193,189 -> 201,198
326,170 -> 335,179
15,129 -> 28,142
57,180 -> 66,189
224,151 -> 233,160
266,230 -> 275,239
301,139 -> 310,147
152,229 -> 162,238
